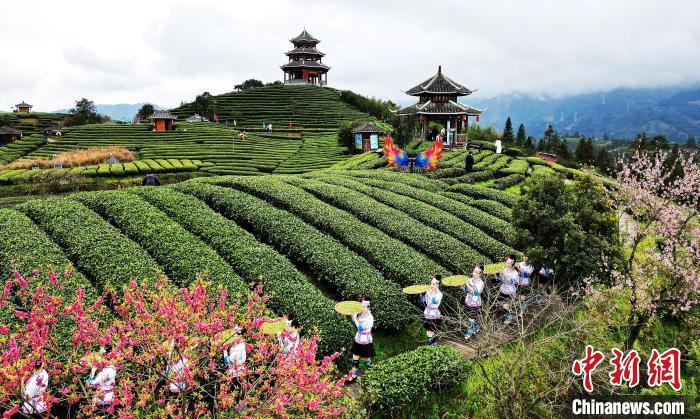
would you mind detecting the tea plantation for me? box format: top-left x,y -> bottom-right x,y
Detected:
0,85 -> 369,179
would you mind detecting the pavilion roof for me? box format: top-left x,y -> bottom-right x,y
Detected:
396,100 -> 482,116
405,66 -> 474,96
15,101 -> 32,107
286,46 -> 325,57
281,60 -> 330,70
0,126 -> 22,135
351,123 -> 386,134
290,29 -> 320,44
149,110 -> 176,120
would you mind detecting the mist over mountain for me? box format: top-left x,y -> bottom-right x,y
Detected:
52,103 -> 162,122
470,85 -> 700,141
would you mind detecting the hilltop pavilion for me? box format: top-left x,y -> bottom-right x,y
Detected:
14,101 -> 33,113
396,66 -> 482,148
281,29 -> 330,86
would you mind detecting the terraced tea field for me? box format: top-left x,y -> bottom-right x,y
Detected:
171,84 -> 368,128
0,153 -> 564,354
1,86 -> 371,179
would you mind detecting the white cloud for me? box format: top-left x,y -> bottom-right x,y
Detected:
2,0 -> 699,111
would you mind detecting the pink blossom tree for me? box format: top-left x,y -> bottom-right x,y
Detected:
606,150 -> 700,349
0,270 -> 352,418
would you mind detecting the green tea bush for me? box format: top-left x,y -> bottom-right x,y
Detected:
490,174 -> 525,190
284,177 -> 483,273
311,176 -> 516,261
470,199 -> 512,221
447,184 -> 518,207
128,187 -> 352,354
174,182 -> 411,330
18,198 -> 161,288
74,191 -> 246,294
346,176 -> 515,244
207,176 -> 448,285
363,346 -> 470,413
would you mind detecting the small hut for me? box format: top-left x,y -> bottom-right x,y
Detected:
149,110 -> 176,132
351,123 -> 385,152
537,152 -> 558,164
14,101 -> 33,113
0,127 -> 22,146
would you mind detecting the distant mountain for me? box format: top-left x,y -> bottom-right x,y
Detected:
470,85 -> 700,142
52,103 -> 163,122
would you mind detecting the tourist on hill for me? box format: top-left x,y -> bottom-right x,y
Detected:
142,173 -> 160,186
87,345 -> 117,408
278,319 -> 300,354
464,265 -> 484,340
267,123 -> 273,133
421,276 -> 443,346
499,258 -> 518,324
465,150 -> 474,173
21,361 -> 49,415
349,299 -> 374,382
495,139 -> 503,154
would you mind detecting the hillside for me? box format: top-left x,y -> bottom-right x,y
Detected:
0,149 -> 587,357
172,84 -> 368,128
0,85 -> 372,180
472,85 -> 700,141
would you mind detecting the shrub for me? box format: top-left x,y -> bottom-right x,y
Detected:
443,170 -> 495,186
363,346 -> 470,413
206,176 -> 448,285
347,176 -> 515,244
128,187 -> 353,354
173,182 -> 412,330
447,184 -> 518,207
17,198 -> 161,288
282,177 -> 484,273
302,169 -> 447,191
73,191 -> 246,294
470,199 -> 512,221
490,174 -> 525,190
310,175 -> 516,262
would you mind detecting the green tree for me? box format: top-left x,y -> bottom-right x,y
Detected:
574,137 -> 595,165
192,92 -> 216,119
595,146 -> 612,173
512,174 -> 619,292
515,123 -> 526,146
234,79 -> 264,91
502,117 -> 515,144
137,103 -> 155,119
66,98 -> 101,126
523,136 -> 534,150
686,135 -> 696,149
543,125 -> 559,151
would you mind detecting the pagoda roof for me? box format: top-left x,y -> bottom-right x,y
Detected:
286,46 -> 325,57
351,123 -> 386,134
149,110 -> 176,120
396,100 -> 482,116
0,126 -> 22,135
15,101 -> 32,107
290,29 -> 320,44
281,60 -> 330,70
405,66 -> 474,96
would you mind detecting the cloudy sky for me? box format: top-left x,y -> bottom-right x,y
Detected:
2,0 -> 700,111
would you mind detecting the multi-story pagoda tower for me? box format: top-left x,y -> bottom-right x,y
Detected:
282,29 -> 330,86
